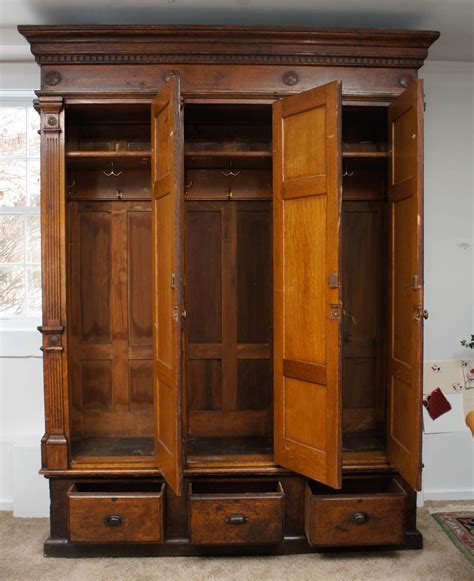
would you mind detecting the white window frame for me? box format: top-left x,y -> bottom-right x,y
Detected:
0,90 -> 41,333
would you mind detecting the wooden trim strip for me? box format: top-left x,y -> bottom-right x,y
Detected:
283,359 -> 327,386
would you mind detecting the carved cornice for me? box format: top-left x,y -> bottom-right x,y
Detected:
18,25 -> 440,69
36,53 -> 426,68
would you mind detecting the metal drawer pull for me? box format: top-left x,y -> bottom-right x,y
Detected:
105,515 -> 123,527
225,514 -> 247,525
351,512 -> 368,525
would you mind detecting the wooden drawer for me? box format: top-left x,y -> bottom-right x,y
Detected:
68,482 -> 164,543
305,477 -> 407,547
189,480 -> 285,545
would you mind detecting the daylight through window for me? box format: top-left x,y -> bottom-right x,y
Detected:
0,105 -> 41,316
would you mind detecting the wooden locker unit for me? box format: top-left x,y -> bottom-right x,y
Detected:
19,24 -> 438,556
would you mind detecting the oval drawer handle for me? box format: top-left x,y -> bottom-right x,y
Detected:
225,514 -> 247,526
351,512 -> 369,525
105,515 -> 123,527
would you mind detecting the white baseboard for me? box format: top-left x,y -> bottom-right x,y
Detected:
423,490 -> 474,501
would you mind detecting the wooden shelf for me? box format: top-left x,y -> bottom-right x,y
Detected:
342,150 -> 388,158
185,150 -> 271,157
70,437 -> 155,462
66,150 -> 151,170
185,150 -> 272,169
66,150 -> 151,158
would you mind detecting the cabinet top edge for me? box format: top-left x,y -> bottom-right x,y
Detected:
17,24 -> 440,46
17,25 -> 439,71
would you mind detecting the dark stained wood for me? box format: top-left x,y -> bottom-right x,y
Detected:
22,24 -> 438,556
386,81 -> 424,492
151,76 -> 184,496
342,158 -> 387,201
184,169 -> 272,201
19,26 -> 440,102
189,481 -> 284,545
185,200 -> 272,442
38,98 -> 69,470
68,482 -> 164,542
186,204 -> 222,343
187,437 -> 273,457
305,478 -> 406,546
273,82 -> 342,488
187,359 -> 222,411
342,199 -> 387,436
189,410 -> 271,439
67,201 -> 153,449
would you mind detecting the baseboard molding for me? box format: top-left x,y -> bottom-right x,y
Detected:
423,490 -> 474,501
0,500 -> 13,511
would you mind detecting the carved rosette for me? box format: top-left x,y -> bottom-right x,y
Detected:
38,98 -> 69,470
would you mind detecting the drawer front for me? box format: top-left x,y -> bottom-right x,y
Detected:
190,483 -> 284,545
68,486 -> 164,543
305,479 -> 406,547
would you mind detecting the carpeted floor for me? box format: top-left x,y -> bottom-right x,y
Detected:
0,501 -> 472,581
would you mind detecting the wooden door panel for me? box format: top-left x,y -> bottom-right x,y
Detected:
151,76 -> 184,495
387,80 -> 424,491
342,201 -> 387,434
185,200 -> 272,441
68,201 -> 153,439
186,207 -> 222,343
128,210 -> 153,346
78,210 -> 112,343
273,82 -> 342,488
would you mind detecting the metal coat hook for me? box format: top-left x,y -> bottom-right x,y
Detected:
222,161 -> 241,178
184,180 -> 193,196
66,179 -> 76,190
116,189 -> 123,200
343,162 -> 354,178
103,161 -> 123,177
227,186 -> 233,200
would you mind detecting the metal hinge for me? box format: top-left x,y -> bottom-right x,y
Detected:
171,273 -> 176,288
328,272 -> 341,289
411,275 -> 423,290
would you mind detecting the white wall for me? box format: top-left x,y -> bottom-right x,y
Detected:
419,61 -> 474,503
421,62 -> 474,362
0,59 -> 473,516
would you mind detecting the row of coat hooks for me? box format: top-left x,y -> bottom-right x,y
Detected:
67,160 -> 125,199
185,160 -> 244,200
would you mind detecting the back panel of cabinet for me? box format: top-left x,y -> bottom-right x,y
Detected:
184,105 -> 273,462
65,104 -> 154,462
341,106 -> 389,456
67,201 -> 154,460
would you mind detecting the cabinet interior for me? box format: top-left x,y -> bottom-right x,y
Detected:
66,104 -> 154,464
184,105 -> 273,465
65,100 -> 390,469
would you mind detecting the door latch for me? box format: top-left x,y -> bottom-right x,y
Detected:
413,306 -> 429,321
329,303 -> 343,320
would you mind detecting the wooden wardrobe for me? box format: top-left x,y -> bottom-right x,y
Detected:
19,25 -> 438,556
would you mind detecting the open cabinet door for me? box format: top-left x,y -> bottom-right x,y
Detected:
151,75 -> 184,496
273,81 -> 343,488
387,80 -> 424,491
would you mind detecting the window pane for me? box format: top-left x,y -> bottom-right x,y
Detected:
0,265 -> 25,315
0,214 -> 25,264
0,160 -> 27,206
27,160 -> 40,206
26,214 -> 41,263
0,108 -> 27,157
27,108 -> 40,157
27,266 -> 42,314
